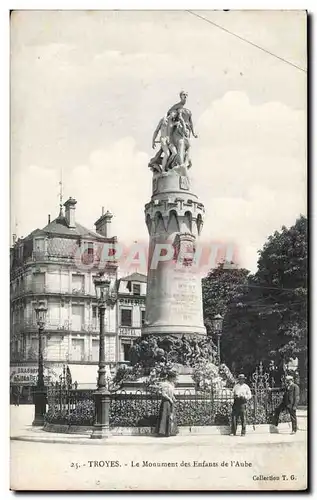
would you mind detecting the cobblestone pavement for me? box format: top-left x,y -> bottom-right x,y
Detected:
10,405 -> 308,491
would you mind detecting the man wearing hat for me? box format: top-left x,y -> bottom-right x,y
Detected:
272,375 -> 300,434
230,374 -> 252,436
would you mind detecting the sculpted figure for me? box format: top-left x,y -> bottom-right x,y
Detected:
152,112 -> 177,171
170,109 -> 192,168
167,91 -> 198,139
148,91 -> 197,172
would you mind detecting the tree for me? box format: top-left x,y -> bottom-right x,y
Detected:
202,216 -> 307,379
202,262 -> 256,373
254,215 -> 307,368
221,216 -> 307,378
202,261 -> 250,333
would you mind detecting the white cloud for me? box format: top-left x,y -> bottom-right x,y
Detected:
193,92 -> 306,271
63,137 -> 149,243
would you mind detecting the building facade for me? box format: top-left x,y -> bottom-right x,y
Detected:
10,199 -> 118,394
10,199 -> 148,398
116,272 -> 147,361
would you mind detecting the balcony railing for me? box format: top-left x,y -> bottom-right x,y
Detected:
11,285 -> 97,298
11,352 -> 99,363
12,320 -> 100,334
26,252 -> 75,263
21,251 -> 119,267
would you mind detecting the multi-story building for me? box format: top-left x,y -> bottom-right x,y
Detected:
10,198 -> 118,395
116,272 -> 147,361
10,199 -> 149,399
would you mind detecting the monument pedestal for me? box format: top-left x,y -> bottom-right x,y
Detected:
143,169 -> 206,338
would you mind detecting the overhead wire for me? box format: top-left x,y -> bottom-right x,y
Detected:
187,11 -> 307,73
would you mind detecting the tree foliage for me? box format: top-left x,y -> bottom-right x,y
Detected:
202,216 -> 307,376
254,215 -> 307,361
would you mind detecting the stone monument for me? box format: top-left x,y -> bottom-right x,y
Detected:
143,91 -> 206,338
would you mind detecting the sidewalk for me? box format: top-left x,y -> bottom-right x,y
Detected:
10,405 -> 307,447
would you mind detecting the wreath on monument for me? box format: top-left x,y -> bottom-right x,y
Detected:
113,334 -> 218,387
192,361 -> 235,392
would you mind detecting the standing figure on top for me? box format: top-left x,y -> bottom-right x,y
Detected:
167,91 -> 198,139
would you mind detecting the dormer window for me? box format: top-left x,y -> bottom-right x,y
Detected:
132,283 -> 141,296
34,237 -> 45,254
82,242 -> 94,265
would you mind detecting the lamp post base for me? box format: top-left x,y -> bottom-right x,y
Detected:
32,414 -> 45,427
91,389 -> 111,440
91,424 -> 110,440
32,389 -> 47,427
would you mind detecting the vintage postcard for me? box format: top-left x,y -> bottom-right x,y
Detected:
10,10 -> 307,491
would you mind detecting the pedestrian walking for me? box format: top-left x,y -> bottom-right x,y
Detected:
272,375 -> 299,434
230,374 -> 252,436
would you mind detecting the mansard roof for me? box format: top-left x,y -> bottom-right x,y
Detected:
119,272 -> 147,283
24,215 -> 110,241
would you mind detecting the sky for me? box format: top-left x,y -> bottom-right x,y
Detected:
10,10 -> 307,273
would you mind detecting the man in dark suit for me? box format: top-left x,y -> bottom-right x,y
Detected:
273,375 -> 300,434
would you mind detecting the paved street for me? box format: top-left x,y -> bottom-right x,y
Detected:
10,405 -> 307,491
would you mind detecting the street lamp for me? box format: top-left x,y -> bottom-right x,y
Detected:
91,272 -> 111,439
212,314 -> 224,366
32,300 -> 47,426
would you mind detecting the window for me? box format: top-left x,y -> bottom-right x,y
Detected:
72,304 -> 85,331
30,338 -> 38,359
88,242 -> 94,256
141,310 -> 146,326
132,283 -> 141,296
120,309 -> 132,327
87,242 -> 94,263
92,339 -> 99,361
33,272 -> 45,293
71,338 -> 85,361
123,343 -> 131,361
34,238 -> 45,253
72,274 -> 85,293
92,306 -> 98,319
82,242 -> 94,265
46,337 -> 62,361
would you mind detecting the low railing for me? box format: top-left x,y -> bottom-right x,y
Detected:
45,385 -> 289,429
46,387 -> 95,426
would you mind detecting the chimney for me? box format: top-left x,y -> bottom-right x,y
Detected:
64,197 -> 77,228
95,209 -> 113,238
48,214 -> 51,224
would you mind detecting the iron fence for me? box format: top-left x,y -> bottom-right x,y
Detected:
46,385 -> 95,426
45,383 -> 289,429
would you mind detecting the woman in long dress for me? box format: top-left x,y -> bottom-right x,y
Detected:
156,373 -> 178,437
